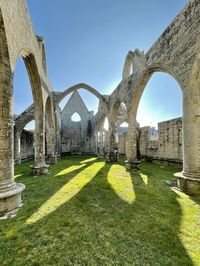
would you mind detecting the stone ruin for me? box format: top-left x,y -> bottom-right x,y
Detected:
0,0 -> 200,218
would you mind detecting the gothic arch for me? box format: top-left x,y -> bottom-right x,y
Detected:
126,65 -> 183,164
129,64 -> 183,119
55,83 -> 104,107
122,51 -> 134,80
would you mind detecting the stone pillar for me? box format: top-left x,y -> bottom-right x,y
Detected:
175,89 -> 200,195
106,120 -> 118,162
14,129 -> 21,165
46,128 -> 57,164
98,129 -> 104,157
126,119 -> 138,169
31,111 -> 49,175
0,90 -> 25,219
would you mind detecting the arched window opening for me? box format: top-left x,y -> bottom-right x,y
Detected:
119,122 -> 128,128
13,57 -> 33,115
24,120 -> 35,131
71,112 -> 81,122
103,117 -> 109,131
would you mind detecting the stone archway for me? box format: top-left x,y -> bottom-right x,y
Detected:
0,9 -> 25,218
14,52 -> 48,175
107,101 -> 128,160
126,66 -> 183,163
53,83 -> 105,108
125,62 -> 200,194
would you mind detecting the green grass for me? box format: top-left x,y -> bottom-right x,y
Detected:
0,155 -> 200,265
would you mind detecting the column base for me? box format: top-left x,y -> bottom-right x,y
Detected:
46,155 -> 57,165
126,159 -> 141,170
0,183 -> 25,219
31,163 -> 49,175
15,158 -> 21,165
174,172 -> 200,195
98,153 -> 104,159
106,152 -> 119,162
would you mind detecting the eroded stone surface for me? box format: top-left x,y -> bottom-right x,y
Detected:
0,0 -> 200,221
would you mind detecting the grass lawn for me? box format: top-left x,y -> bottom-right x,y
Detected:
0,155 -> 200,265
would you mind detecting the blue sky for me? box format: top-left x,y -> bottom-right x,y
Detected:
14,0 -> 187,128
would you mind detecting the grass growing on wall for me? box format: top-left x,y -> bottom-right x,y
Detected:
0,156 -> 200,265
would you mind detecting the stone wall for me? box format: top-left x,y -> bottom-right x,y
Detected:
138,117 -> 182,162
117,117 -> 183,162
138,127 -> 158,158
118,132 -> 127,155
157,117 -> 182,161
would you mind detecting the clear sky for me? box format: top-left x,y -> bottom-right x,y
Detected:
14,0 -> 187,128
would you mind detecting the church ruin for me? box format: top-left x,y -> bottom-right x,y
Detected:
0,0 -> 200,218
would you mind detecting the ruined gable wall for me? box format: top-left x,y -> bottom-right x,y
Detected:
61,92 -> 93,153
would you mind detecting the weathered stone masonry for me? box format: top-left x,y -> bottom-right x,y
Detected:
0,0 -> 200,219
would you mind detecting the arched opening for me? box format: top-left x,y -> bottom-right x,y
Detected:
122,53 -> 133,80
13,51 -> 47,175
116,122 -> 129,155
71,112 -> 81,122
95,116 -> 109,156
14,118 -> 35,164
127,69 -> 182,165
108,101 -> 128,159
13,56 -> 36,165
59,87 -> 100,155
103,117 -> 109,131
137,73 -> 182,128
13,57 -> 33,115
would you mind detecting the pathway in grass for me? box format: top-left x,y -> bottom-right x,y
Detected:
0,156 -> 200,265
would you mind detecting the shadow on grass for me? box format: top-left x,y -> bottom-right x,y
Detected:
0,156 -> 195,265
16,156 -> 98,215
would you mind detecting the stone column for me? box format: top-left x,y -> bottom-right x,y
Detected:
46,128 -> 57,164
106,120 -> 118,162
14,129 -> 21,165
0,90 -> 25,219
175,88 -> 200,195
31,111 -> 49,175
125,119 -> 139,169
98,129 -> 104,157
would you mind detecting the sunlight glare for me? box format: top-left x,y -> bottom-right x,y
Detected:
107,164 -> 136,204
14,174 -> 23,179
80,157 -> 97,164
26,162 -> 105,224
139,173 -> 148,185
55,164 -> 86,176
